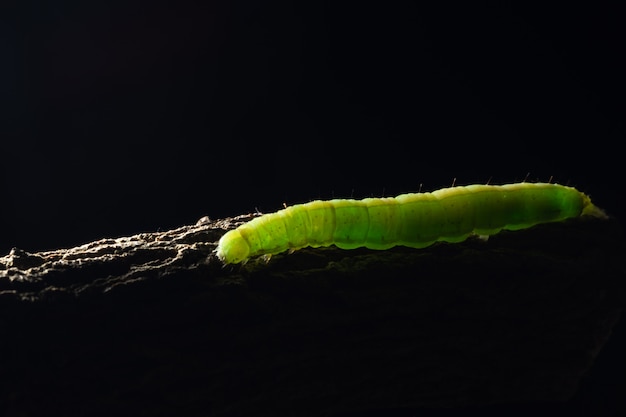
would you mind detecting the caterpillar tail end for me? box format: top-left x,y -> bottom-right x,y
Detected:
581,193 -> 608,219
582,203 -> 608,219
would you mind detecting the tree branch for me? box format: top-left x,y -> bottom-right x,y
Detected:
0,215 -> 624,416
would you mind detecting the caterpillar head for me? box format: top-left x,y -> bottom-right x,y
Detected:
216,229 -> 250,264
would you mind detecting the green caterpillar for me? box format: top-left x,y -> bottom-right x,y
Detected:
216,182 -> 606,264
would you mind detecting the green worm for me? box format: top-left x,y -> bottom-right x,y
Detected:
215,182 -> 606,264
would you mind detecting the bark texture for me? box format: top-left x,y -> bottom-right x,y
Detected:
0,214 -> 624,417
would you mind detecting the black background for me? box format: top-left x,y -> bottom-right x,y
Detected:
2,1 -> 625,415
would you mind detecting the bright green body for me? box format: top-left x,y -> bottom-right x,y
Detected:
216,183 -> 604,264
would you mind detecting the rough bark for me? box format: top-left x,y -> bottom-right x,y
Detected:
0,214 -> 624,417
